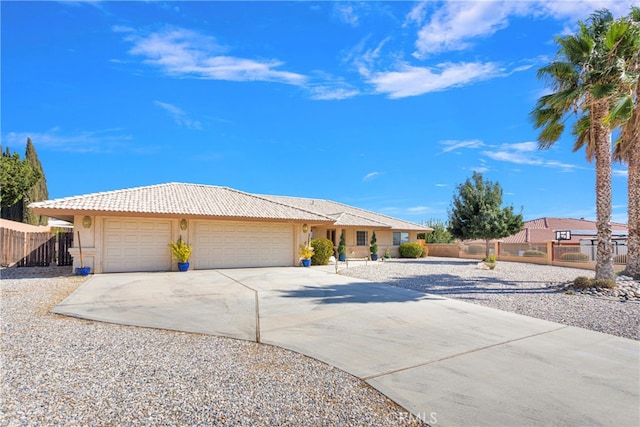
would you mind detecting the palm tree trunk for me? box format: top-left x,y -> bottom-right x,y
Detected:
592,99 -> 615,280
624,87 -> 640,277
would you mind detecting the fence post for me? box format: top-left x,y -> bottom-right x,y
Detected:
546,241 -> 554,265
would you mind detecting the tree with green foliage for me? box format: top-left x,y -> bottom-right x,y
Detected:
24,138 -> 49,225
420,219 -> 454,243
369,231 -> 378,256
448,172 -> 524,259
0,147 -> 41,211
531,8 -> 639,279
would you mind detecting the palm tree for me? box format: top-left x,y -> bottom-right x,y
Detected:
573,8 -> 640,277
531,10 -> 622,280
613,7 -> 640,277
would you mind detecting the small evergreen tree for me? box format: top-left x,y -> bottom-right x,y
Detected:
338,230 -> 346,257
448,172 -> 524,259
370,231 -> 378,255
24,138 -> 49,225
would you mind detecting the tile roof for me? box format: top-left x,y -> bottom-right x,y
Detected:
29,183 -> 334,222
29,182 -> 431,230
262,195 -> 430,231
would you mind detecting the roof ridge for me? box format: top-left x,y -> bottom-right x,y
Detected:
337,211 -> 390,227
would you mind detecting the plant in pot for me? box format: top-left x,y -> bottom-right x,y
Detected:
169,236 -> 193,272
384,248 -> 391,259
370,231 -> 378,261
338,230 -> 347,261
298,242 -> 314,267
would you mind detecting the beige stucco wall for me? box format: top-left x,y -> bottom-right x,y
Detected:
310,226 -> 421,258
70,214 -> 315,273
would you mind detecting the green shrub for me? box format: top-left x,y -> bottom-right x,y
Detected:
399,242 -> 423,258
572,276 -> 591,288
467,245 -> 484,255
488,254 -> 496,263
421,245 -> 428,258
572,276 -> 615,289
338,231 -> 346,255
523,250 -> 546,257
560,252 -> 589,262
370,231 -> 378,255
310,238 -> 334,265
592,278 -> 616,289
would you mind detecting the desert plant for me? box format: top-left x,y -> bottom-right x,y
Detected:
310,238 -> 334,265
573,276 -> 592,288
298,243 -> 314,260
370,232 -> 378,256
592,278 -> 616,289
384,248 -> 391,259
399,242 -> 423,258
169,236 -> 193,263
523,250 -> 546,257
560,252 -> 590,262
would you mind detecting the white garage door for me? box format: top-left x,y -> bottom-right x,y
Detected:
193,221 -> 294,269
103,219 -> 172,273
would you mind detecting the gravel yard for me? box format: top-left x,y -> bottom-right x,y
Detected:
0,266 -> 424,426
340,257 -> 640,341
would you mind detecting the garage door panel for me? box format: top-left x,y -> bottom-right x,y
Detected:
193,221 -> 293,269
103,219 -> 171,273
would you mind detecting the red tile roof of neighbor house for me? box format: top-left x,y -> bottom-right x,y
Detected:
501,217 -> 628,244
29,183 -> 430,231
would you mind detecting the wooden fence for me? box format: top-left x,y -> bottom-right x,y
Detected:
0,228 -> 74,267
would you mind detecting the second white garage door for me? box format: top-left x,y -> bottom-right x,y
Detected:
193,221 -> 294,269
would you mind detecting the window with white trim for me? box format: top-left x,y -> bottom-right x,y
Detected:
356,231 -> 368,246
393,232 -> 409,246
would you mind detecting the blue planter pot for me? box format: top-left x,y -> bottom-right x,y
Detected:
301,259 -> 311,267
178,262 -> 190,272
338,253 -> 347,261
371,254 -> 378,261
75,266 -> 91,276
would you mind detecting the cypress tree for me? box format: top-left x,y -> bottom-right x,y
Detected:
24,138 -> 49,225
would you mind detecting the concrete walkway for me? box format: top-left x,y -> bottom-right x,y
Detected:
53,267 -> 639,426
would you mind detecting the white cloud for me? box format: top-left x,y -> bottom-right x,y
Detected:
121,27 -> 307,86
333,3 -> 360,27
411,1 -> 637,57
435,183 -> 448,187
613,168 -> 628,177
154,101 -> 202,130
369,62 -> 500,98
363,171 -> 381,182
3,128 -> 135,153
483,141 -> 581,171
440,139 -> 485,153
407,206 -> 431,213
413,1 -> 517,57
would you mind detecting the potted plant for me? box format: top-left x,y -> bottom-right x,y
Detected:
370,231 -> 378,261
338,230 -> 347,261
384,248 -> 391,259
169,236 -> 193,272
298,242 -> 314,267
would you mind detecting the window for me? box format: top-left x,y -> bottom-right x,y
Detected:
393,232 -> 409,246
356,231 -> 368,246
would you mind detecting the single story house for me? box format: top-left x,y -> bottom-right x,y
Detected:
30,182 -> 431,273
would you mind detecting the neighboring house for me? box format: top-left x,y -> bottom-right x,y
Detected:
501,217 -> 628,244
29,182 -> 431,273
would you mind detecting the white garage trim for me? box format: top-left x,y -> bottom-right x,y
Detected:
192,220 -> 294,269
103,218 -> 172,273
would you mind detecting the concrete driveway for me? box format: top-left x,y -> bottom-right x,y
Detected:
53,267 -> 639,426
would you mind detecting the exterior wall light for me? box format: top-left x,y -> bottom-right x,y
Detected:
82,216 -> 92,228
180,219 -> 188,230
302,224 -> 309,233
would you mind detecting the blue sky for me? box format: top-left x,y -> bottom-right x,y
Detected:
2,1 -> 635,225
